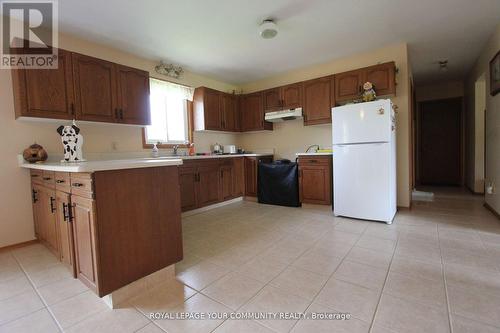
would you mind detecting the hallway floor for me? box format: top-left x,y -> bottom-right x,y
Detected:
1,188 -> 499,332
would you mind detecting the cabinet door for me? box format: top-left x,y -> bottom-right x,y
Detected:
204,88 -> 222,130
334,70 -> 363,103
299,165 -> 331,205
30,184 -> 41,239
241,92 -> 268,131
263,88 -> 282,111
12,49 -> 74,119
72,53 -> 118,122
71,195 -> 99,292
220,165 -> 233,201
221,93 -> 237,131
363,62 -> 395,97
56,191 -> 76,276
116,65 -> 151,125
244,157 -> 257,196
282,83 -> 302,109
232,157 -> 245,197
39,187 -> 60,257
303,76 -> 332,125
197,163 -> 221,207
179,166 -> 198,212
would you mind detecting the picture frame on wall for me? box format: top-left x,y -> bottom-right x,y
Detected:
490,50 -> 500,96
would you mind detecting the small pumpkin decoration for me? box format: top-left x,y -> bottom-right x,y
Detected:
23,143 -> 48,163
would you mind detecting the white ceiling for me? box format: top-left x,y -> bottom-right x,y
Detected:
58,0 -> 500,85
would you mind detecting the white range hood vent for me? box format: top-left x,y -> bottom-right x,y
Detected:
265,108 -> 302,123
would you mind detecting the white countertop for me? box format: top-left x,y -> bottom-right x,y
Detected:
19,158 -> 184,172
18,153 -> 273,173
296,152 -> 333,156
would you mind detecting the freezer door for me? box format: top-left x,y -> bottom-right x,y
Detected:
332,100 -> 391,145
333,142 -> 395,222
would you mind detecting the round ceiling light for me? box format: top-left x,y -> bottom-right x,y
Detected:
260,19 -> 278,39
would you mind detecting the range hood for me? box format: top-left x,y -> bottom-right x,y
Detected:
265,108 -> 303,122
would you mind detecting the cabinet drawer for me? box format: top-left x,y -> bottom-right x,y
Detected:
298,157 -> 331,165
30,170 -> 44,185
71,173 -> 94,198
42,171 -> 56,188
55,172 -> 71,193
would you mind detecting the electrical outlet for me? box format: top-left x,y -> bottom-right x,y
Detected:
486,182 -> 495,195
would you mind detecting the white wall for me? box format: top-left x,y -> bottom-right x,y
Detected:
466,23 -> 500,213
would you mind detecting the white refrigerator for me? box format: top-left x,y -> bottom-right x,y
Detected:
332,99 -> 396,224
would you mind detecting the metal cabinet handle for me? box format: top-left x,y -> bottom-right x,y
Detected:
72,183 -> 84,187
56,180 -> 65,184
31,174 -> 39,178
62,203 -> 68,221
43,177 -> 52,181
50,197 -> 56,213
32,189 -> 38,203
119,109 -> 124,119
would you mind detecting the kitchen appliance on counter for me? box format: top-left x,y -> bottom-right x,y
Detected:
223,145 -> 237,154
212,143 -> 222,154
332,99 -> 396,223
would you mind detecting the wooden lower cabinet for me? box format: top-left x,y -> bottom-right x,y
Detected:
245,156 -> 273,197
55,190 -> 75,276
298,156 -> 332,205
178,156 -> 257,212
198,162 -> 221,207
29,166 -> 183,297
71,195 -> 99,292
38,186 -> 60,258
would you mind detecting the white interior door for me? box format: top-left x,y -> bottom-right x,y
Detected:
333,142 -> 391,222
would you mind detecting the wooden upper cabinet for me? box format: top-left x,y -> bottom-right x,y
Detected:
263,83 -> 302,111
116,65 -> 151,125
334,69 -> 363,103
363,62 -> 396,97
241,92 -> 272,131
335,61 -> 396,104
12,49 -> 75,119
263,88 -> 282,111
282,82 -> 302,109
302,76 -> 333,125
72,53 -> 117,123
221,93 -> 239,132
193,87 -> 222,131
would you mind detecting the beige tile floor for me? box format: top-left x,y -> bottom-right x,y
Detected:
1,188 -> 500,332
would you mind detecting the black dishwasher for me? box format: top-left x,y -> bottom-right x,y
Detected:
258,159 -> 301,207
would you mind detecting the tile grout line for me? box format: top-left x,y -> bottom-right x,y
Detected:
207,216 -> 344,333
9,250 -> 64,332
436,222 -> 454,333
367,223 -> 399,333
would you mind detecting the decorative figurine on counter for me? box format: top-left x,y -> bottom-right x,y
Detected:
56,120 -> 85,162
23,143 -> 48,163
361,81 -> 377,102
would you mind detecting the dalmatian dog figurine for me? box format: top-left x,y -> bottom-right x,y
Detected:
56,123 -> 84,162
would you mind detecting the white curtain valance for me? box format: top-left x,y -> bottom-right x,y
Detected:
150,78 -> 195,101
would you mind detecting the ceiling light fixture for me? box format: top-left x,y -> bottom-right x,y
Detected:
438,60 -> 448,72
260,19 -> 278,39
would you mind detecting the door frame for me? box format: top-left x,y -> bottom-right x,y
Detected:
416,97 -> 464,186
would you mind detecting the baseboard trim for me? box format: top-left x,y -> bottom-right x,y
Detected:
484,202 -> 500,220
181,197 -> 243,217
0,239 -> 38,253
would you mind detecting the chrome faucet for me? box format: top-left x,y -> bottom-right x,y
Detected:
173,145 -> 179,155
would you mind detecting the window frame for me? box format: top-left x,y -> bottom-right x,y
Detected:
142,82 -> 194,149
